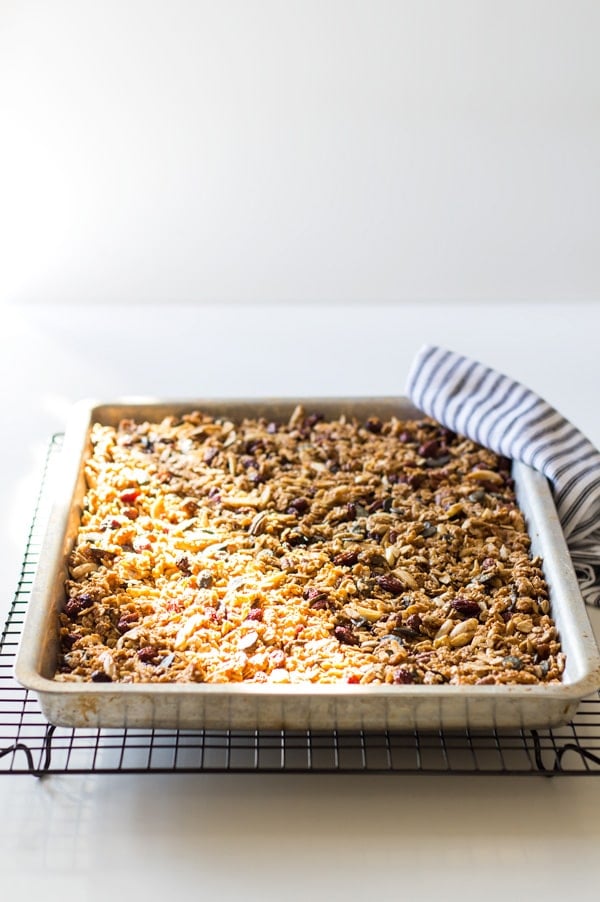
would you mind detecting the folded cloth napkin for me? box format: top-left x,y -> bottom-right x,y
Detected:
406,345 -> 600,607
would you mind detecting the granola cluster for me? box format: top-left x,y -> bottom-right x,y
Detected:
56,407 -> 564,686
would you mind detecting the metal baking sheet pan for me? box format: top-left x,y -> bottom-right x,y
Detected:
14,398 -> 600,731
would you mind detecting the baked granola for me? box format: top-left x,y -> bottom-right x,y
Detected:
56,407 -> 565,686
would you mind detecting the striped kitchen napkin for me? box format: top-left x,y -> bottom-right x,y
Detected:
406,345 -> 600,607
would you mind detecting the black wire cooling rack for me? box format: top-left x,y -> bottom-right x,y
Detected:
2,434 -> 600,778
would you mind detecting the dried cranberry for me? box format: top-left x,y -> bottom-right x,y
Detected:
365,417 -> 382,434
246,607 -> 263,621
451,597 -> 481,619
418,439 -> 441,459
347,674 -> 361,684
334,625 -> 358,646
406,613 -> 422,633
287,497 -> 309,515
64,594 -> 94,619
376,574 -> 405,596
403,473 -> 423,490
117,613 -> 138,633
119,488 -> 140,504
392,667 -> 415,685
137,646 -> 158,663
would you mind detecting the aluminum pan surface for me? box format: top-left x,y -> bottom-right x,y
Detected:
15,398 -> 600,731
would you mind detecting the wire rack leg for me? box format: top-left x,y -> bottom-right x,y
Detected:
555,744 -> 600,770
33,724 -> 58,777
0,741 -> 36,772
531,729 -> 600,774
531,731 -> 552,774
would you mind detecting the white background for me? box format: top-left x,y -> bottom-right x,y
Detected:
2,4 -> 600,901
1,0 -> 600,306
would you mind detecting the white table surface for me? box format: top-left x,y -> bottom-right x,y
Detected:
1,301 -> 600,901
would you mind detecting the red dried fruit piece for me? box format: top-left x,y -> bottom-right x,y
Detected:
119,488 -> 141,504
137,646 -> 159,663
117,613 -> 138,633
64,594 -> 94,619
418,439 -> 441,459
287,497 -> 309,515
246,607 -> 263,621
402,472 -> 423,490
451,597 -> 481,619
347,674 -> 361,684
406,613 -> 422,633
376,574 -> 405,596
124,507 -> 139,520
392,667 -> 415,685
365,417 -> 382,434
333,625 -> 358,646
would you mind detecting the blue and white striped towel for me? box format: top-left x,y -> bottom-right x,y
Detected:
406,345 -> 600,607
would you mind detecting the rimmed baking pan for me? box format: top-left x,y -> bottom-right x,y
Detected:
14,398 -> 600,731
